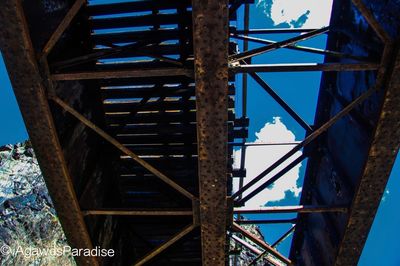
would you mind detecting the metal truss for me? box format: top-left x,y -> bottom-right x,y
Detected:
1,0 -> 399,265
40,2 -> 200,264
227,0 -> 398,265
8,0 -> 234,265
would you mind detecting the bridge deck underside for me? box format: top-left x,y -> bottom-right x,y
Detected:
0,0 -> 249,265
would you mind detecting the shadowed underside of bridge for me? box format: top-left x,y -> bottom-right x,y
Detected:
0,0 -> 399,265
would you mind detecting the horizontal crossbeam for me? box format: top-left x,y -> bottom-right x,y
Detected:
230,63 -> 380,73
234,205 -> 348,214
51,68 -> 193,80
82,209 -> 193,216
231,142 -> 300,147
235,218 -> 297,224
232,28 -> 318,34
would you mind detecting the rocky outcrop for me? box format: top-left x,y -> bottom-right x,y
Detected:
0,141 -> 74,265
229,222 -> 283,266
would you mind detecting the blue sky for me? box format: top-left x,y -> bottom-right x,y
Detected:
0,1 -> 399,264
0,53 -> 28,145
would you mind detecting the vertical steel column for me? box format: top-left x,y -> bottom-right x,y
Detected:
235,7 -> 250,265
192,0 -> 229,264
238,3 -> 250,200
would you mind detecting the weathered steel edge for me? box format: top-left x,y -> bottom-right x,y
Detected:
0,1 -> 97,265
334,44 -> 400,265
192,0 -> 230,264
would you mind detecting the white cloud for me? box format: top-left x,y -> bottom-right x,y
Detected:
258,0 -> 334,28
233,117 -> 303,208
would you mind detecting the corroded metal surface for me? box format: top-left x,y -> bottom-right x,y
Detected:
0,1 -> 97,265
51,68 -> 193,80
234,205 -> 348,214
334,45 -> 400,266
192,0 -> 230,264
230,62 -> 380,73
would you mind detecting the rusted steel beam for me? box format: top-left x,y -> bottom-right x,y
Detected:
229,27 -> 329,62
90,13 -> 190,30
0,1 -> 97,265
230,62 -> 380,73
51,45 -> 184,70
233,28 -> 318,34
51,68 -> 193,80
334,46 -> 400,266
192,0 -> 229,264
351,0 -> 392,43
82,209 -> 193,216
42,0 -> 85,56
232,142 -> 301,147
232,222 -> 292,265
234,205 -> 348,214
134,223 -> 196,266
235,218 -> 297,224
52,96 -> 195,200
249,71 -> 312,131
272,225 -> 296,248
88,0 -> 191,16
